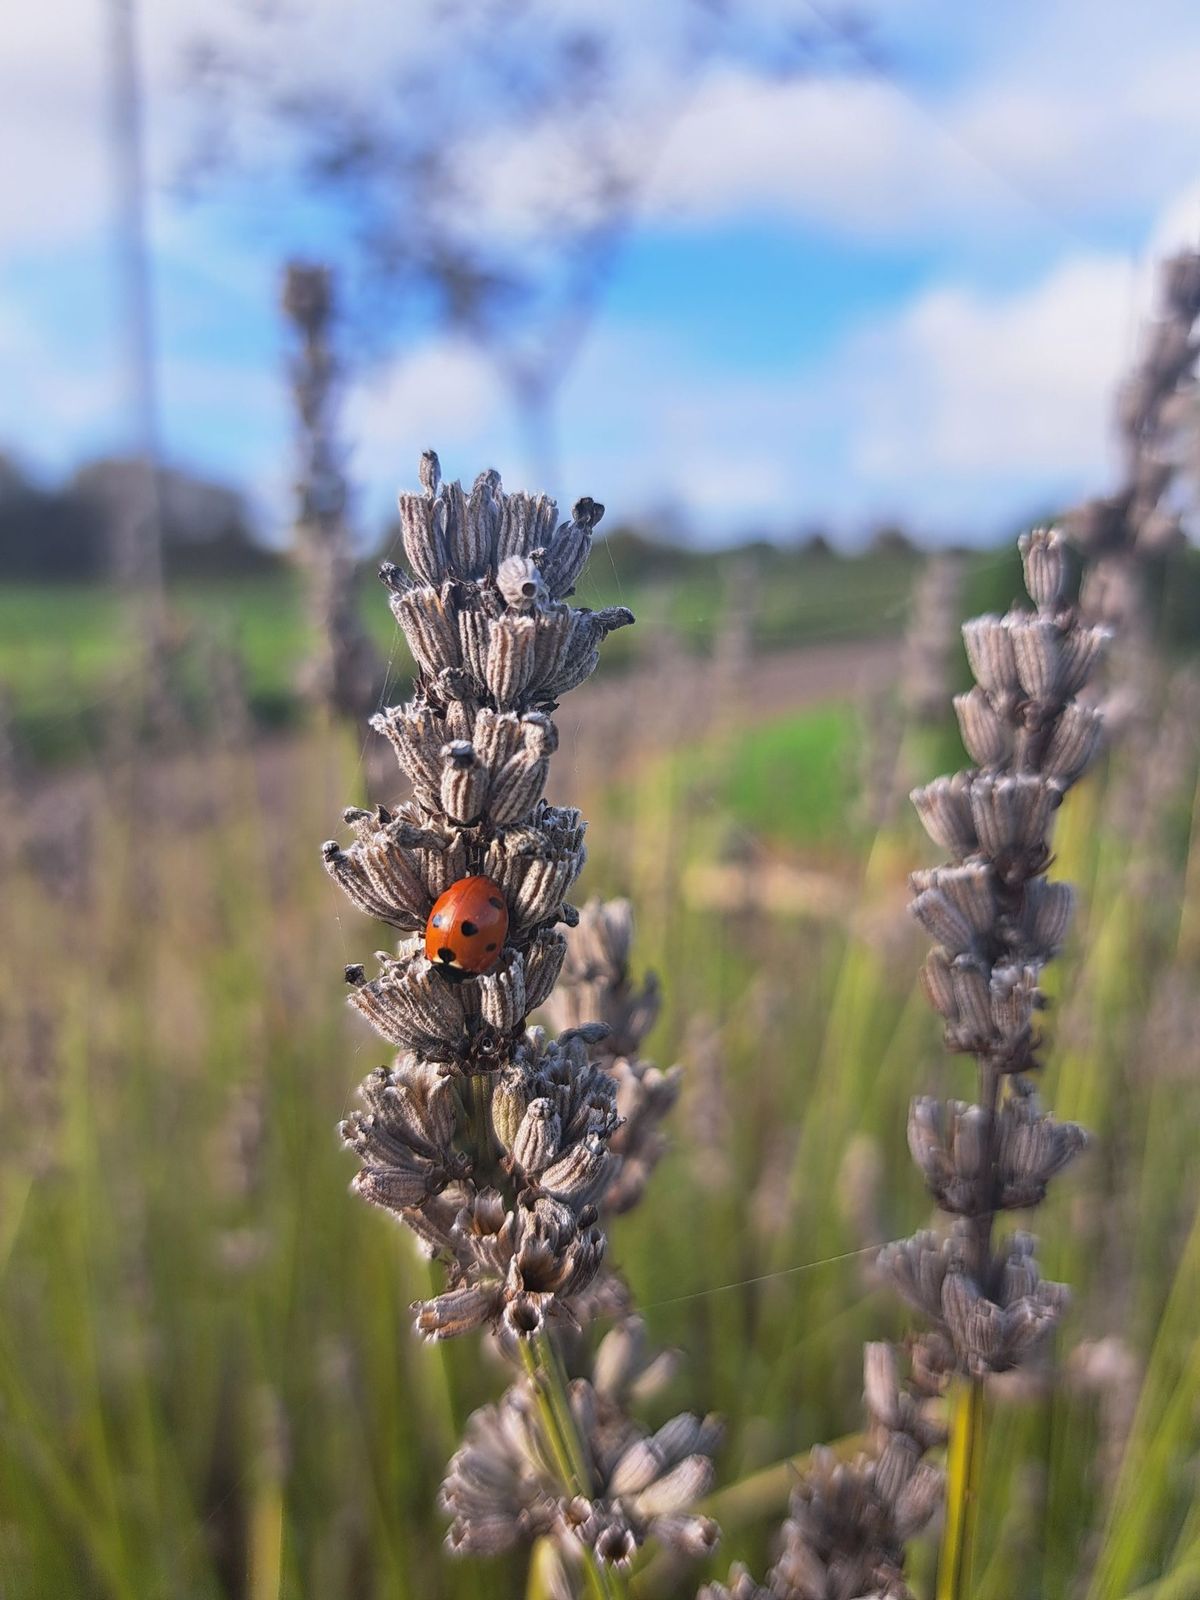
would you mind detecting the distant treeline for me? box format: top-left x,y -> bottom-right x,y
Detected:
3,453 -> 1198,659
2,451 -> 936,587
0,454 -> 281,581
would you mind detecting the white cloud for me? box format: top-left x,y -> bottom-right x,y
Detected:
843,255 -> 1139,489
142,240 -> 1163,544
553,251 -> 1154,538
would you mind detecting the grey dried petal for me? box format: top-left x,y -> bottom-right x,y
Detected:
370,703 -> 447,805
395,586 -> 461,678
487,614 -> 539,704
911,773 -> 977,857
525,607 -> 578,698
631,1455 -> 714,1518
648,1513 -> 720,1559
942,1270 -> 1004,1373
463,469 -> 502,578
609,1437 -> 664,1497
891,1460 -> 944,1541
497,490 -> 559,564
514,853 -> 582,931
411,829 -> 469,902
919,947 -> 959,1021
321,838 -> 428,930
524,932 -> 568,1012
1018,526 -> 1068,612
906,1099 -> 953,1196
907,1098 -> 989,1213
530,607 -> 635,701
996,1100 -> 1087,1208
997,1231 -> 1040,1302
873,1430 -> 921,1511
654,1413 -> 716,1465
909,889 -> 975,954
954,686 -> 1011,767
418,448 -> 441,494
969,772 -> 1058,863
350,1159 -> 438,1210
592,1319 -> 648,1402
989,962 -> 1039,1045
1043,700 -> 1104,786
1016,880 -> 1075,959
998,1293 -> 1065,1367
949,959 -> 994,1046
457,606 -> 493,687
398,491 -> 447,585
540,497 -> 604,598
360,1056 -> 458,1149
488,743 -> 554,827
538,1135 -> 612,1207
440,741 -> 487,826
631,1349 -> 682,1404
491,1068 -> 529,1153
910,865 -> 994,939
1058,624 -> 1111,697
349,956 -> 467,1055
1009,616 -> 1063,702
513,1099 -> 563,1175
863,1342 -> 902,1431
479,949 -> 527,1034
876,1231 -> 951,1323
470,705 -> 521,766
416,1282 -> 504,1340
434,479 -> 470,576
963,614 -> 1019,697
497,554 -> 549,612
698,1563 -> 773,1600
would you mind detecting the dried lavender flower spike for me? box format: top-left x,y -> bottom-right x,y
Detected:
320,458 -> 733,1594
890,525 -> 1102,1589
281,261 -> 383,721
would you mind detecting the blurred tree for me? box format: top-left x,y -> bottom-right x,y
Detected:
179,0 -> 857,484
71,456 -> 277,579
0,454 -> 107,581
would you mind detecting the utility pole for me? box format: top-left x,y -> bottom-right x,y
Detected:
106,0 -> 165,630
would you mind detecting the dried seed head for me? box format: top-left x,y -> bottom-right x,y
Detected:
962,614 -> 1019,699
1018,526 -> 1068,612
419,448 -> 441,494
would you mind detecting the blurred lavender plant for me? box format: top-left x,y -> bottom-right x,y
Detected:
701,529 -> 1105,1600
1065,250 -> 1200,636
699,1346 -> 943,1600
282,261 -> 383,721
323,455 -> 714,1591
880,526 -> 1106,1593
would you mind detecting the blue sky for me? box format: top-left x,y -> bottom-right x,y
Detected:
5,0 -> 1200,546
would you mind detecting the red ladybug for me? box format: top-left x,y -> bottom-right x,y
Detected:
425,876 -> 509,975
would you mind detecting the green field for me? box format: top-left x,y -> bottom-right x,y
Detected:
2,538 -> 1200,1599
1,659 -> 1198,1596
0,542 -> 948,763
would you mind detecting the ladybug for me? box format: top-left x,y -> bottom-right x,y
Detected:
425,876 -> 509,975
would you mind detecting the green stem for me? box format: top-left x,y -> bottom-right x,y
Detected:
470,1072 -> 493,1176
519,1334 -> 622,1600
939,1376 -> 985,1600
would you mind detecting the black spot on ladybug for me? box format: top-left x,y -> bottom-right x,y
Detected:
461,920 -> 479,937
486,942 -> 498,952
436,947 -> 456,964
489,896 -> 504,910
